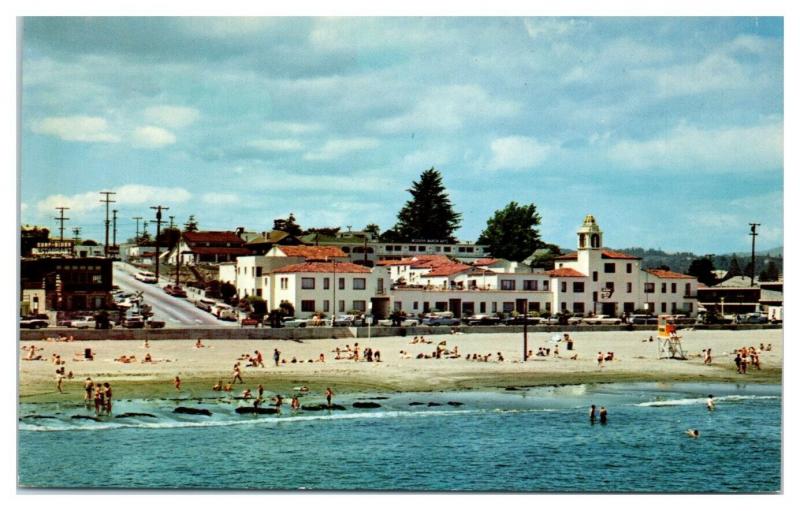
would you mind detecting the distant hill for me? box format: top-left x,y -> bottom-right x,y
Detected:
613,247 -> 783,275
733,246 -> 783,258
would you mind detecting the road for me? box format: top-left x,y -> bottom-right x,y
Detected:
113,262 -> 231,327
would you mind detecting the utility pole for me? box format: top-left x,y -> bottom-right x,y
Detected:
523,300 -> 529,361
54,207 -> 70,241
132,216 -> 143,242
72,227 -> 81,245
99,191 -> 116,257
112,209 -> 118,248
169,215 -> 175,229
749,223 -> 760,286
151,205 -> 169,282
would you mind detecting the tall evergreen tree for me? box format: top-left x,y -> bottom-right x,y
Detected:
184,215 -> 199,232
727,254 -> 743,278
476,201 -> 543,262
273,213 -> 303,237
759,260 -> 780,281
393,168 -> 462,243
687,256 -> 717,287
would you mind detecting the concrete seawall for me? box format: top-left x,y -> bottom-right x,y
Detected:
20,323 -> 781,341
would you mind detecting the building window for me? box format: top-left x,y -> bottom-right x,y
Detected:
604,263 -> 616,273
685,283 -> 692,296
301,277 -> 315,289
385,245 -> 393,252
593,271 -> 598,282
626,263 -> 632,273
492,302 -> 497,313
523,280 -> 538,291
352,300 -> 366,312
256,267 -> 263,277
466,247 -> 474,253
605,282 -> 615,292
661,283 -> 667,293
545,302 -> 552,312
480,302 -> 486,313
626,282 -> 632,293
573,302 -> 585,313
561,281 -> 567,293
671,283 -> 677,294
503,302 -> 515,313
661,302 -> 667,313
500,280 -> 516,290
301,300 -> 315,312
644,283 -> 655,293
573,282 -> 585,293
413,301 -> 419,310
444,247 -> 451,253
339,300 -> 346,313
593,291 -> 598,303
624,302 -> 635,313
408,246 -> 416,252
529,302 -> 540,312
543,281 -> 549,291
339,278 -> 345,290
280,277 -> 288,290
561,302 -> 567,312
353,278 -> 366,290
458,247 -> 465,253
323,278 -> 330,290
435,302 -> 448,312
323,300 -> 330,312
394,301 -> 402,311
671,302 -> 677,313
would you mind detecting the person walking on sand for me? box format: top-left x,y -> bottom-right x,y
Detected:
599,406 -> 608,424
174,376 -> 181,391
705,348 -> 713,365
255,350 -> 265,368
232,363 -> 244,384
597,352 -> 604,367
273,348 -> 281,367
707,394 -> 715,411
325,387 -> 334,408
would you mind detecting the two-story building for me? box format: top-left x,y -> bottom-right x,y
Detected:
164,231 -> 252,265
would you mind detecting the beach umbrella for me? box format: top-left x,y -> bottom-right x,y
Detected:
550,334 -> 562,343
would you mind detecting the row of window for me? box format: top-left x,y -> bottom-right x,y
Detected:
238,266 -> 263,277
300,299 -> 367,313
296,277 -> 368,290
383,245 -> 479,253
559,302 -> 695,314
558,281 -> 691,295
499,279 -> 550,291
395,301 -> 554,314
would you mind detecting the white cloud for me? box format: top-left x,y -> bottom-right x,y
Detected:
607,122 -> 783,172
144,106 -> 200,128
651,52 -> 750,97
36,184 -> 191,215
303,138 -> 379,161
31,116 -> 120,143
263,121 -> 323,135
20,202 -> 28,212
246,139 -> 304,152
132,126 -> 177,148
488,136 -> 553,171
202,192 -> 239,205
370,85 -> 519,134
523,18 -> 589,39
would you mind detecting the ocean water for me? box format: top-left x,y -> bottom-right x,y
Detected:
18,383 -> 781,492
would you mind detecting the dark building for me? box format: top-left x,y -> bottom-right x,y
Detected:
20,257 -> 113,311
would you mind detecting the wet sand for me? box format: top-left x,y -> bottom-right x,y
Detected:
19,328 -> 782,403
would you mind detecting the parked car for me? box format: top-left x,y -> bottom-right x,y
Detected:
465,314 -> 502,326
134,271 -> 158,283
68,316 -> 100,329
146,319 -> 165,329
163,284 -> 187,298
743,313 -> 768,324
211,303 -> 237,321
282,316 -> 310,328
422,313 -> 461,327
122,315 -> 145,328
241,317 -> 261,327
503,315 -> 541,326
566,314 -> 585,325
581,314 -> 623,325
629,314 -> 658,325
20,316 -> 49,329
377,317 -> 420,327
195,298 -> 216,312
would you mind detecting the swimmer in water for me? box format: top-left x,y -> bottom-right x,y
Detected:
707,394 -> 715,411
589,404 -> 597,422
599,406 -> 608,424
686,429 -> 700,438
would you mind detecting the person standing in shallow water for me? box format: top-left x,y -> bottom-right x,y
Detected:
325,387 -> 334,408
599,406 -> 608,424
589,404 -> 597,422
707,395 -> 715,411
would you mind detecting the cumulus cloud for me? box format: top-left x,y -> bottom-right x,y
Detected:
132,126 -> 177,148
202,192 -> 239,205
370,85 -> 519,134
303,138 -> 379,161
31,116 -> 120,143
246,139 -> 304,152
488,136 -> 553,171
36,184 -> 191,215
607,122 -> 783,172
263,121 -> 323,134
144,105 -> 200,128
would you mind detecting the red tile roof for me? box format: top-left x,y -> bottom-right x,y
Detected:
553,249 -> 640,260
409,255 -> 454,269
189,246 -> 252,256
547,268 -> 586,278
275,246 -> 346,259
473,258 -> 500,266
424,263 -> 473,277
376,258 -> 417,266
645,269 -> 695,279
272,262 -> 371,274
183,231 -> 244,244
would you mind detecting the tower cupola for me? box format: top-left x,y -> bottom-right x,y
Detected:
577,214 -> 603,250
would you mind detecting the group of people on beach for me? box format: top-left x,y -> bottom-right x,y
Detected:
332,343 -> 382,363
596,351 -> 615,366
734,346 -> 762,373
589,404 -> 608,424
84,377 -> 113,415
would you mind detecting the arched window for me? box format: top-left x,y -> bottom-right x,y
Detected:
591,234 -> 600,248
579,233 -> 586,248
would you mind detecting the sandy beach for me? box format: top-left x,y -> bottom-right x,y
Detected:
19,328 -> 782,403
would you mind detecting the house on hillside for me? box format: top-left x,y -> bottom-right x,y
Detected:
244,230 -> 304,255
163,231 -> 251,265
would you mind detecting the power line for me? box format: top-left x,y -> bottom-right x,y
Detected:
54,207 -> 70,241
99,191 -> 116,257
132,216 -> 143,241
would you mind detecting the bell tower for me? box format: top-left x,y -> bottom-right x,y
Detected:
577,214 -> 603,250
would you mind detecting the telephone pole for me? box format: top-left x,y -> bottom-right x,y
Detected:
72,227 -> 81,245
99,191 -> 116,257
112,209 -> 118,248
749,223 -> 760,286
151,205 -> 169,281
132,216 -> 143,241
169,215 -> 175,229
54,207 -> 70,241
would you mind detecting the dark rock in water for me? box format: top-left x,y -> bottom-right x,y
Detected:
330,404 -> 346,410
447,401 -> 464,406
427,402 -> 442,407
116,412 -> 157,419
301,403 -> 346,411
235,407 -> 278,415
21,415 -> 57,420
366,396 -> 390,400
71,415 -> 102,421
173,406 -> 212,416
408,402 -> 425,406
505,386 -> 521,391
352,402 -> 381,409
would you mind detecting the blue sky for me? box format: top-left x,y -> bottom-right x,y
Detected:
19,17 -> 784,254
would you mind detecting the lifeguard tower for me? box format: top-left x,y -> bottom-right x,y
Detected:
657,315 -> 686,359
